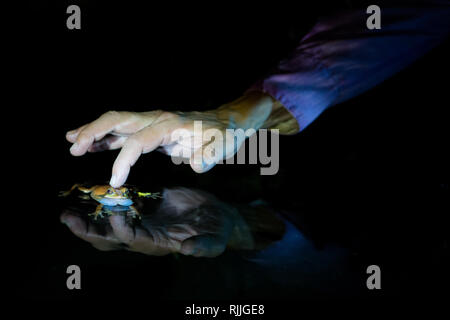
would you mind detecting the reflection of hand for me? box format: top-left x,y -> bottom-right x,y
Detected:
60,187 -> 255,257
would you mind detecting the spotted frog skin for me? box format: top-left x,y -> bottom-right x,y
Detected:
60,184 -> 160,220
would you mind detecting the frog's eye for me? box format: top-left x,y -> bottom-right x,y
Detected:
107,188 -> 113,194
123,190 -> 129,197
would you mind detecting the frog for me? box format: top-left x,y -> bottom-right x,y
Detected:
59,184 -> 161,220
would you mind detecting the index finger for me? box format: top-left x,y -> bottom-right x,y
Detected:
110,126 -> 166,188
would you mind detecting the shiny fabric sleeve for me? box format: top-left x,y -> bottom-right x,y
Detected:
247,1 -> 450,131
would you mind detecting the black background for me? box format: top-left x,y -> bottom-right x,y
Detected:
11,0 -> 450,313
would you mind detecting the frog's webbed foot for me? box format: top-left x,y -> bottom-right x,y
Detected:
88,204 -> 104,220
128,205 -> 142,220
137,191 -> 162,200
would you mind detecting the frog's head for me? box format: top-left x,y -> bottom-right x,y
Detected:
91,185 -> 133,206
92,186 -> 130,199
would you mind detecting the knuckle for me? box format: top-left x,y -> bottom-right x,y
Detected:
106,110 -> 120,116
101,110 -> 122,119
158,110 -> 178,122
126,136 -> 142,147
77,131 -> 92,143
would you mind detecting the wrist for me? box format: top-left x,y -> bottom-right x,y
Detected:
228,204 -> 286,250
215,91 -> 299,134
215,91 -> 274,131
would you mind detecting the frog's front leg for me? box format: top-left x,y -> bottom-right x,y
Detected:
88,204 -> 104,220
137,192 -> 161,199
128,205 -> 141,220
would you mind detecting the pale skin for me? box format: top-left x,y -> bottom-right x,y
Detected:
66,92 -> 298,188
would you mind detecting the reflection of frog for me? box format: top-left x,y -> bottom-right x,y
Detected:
59,184 -> 161,220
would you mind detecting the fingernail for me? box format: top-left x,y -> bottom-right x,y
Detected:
70,143 -> 79,152
110,175 -> 117,187
67,130 -> 76,136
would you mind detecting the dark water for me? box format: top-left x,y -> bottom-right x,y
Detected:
16,178 -> 449,304
23,191 -> 356,301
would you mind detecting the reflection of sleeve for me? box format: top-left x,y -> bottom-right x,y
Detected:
247,1 -> 450,131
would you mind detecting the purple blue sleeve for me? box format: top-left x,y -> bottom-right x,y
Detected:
247,1 -> 450,131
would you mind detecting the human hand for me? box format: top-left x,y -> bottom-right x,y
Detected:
66,92 -> 281,188
60,187 -> 255,257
